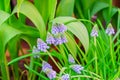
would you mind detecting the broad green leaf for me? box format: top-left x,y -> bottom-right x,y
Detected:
102,7 -> 118,24
80,0 -> 97,18
52,17 -> 89,52
0,23 -> 21,46
0,23 -> 22,80
56,0 -> 75,16
67,21 -> 89,52
12,1 -> 46,39
10,20 -> 39,38
8,36 -> 20,80
0,0 -> 10,12
91,2 -> 108,17
34,0 -> 49,24
48,0 -> 57,20
65,32 -> 77,55
0,1 -> 4,10
0,10 -> 10,26
74,0 -> 85,18
17,0 -> 24,17
34,0 -> 57,24
4,0 -> 10,12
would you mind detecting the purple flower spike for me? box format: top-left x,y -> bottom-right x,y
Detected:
58,24 -> 67,33
61,74 -> 70,80
37,38 -> 49,52
106,23 -> 115,36
32,46 -> 40,58
91,24 -> 98,37
45,68 -> 56,79
51,23 -> 67,34
68,54 -> 75,64
61,35 -> 67,43
51,24 -> 59,34
71,64 -> 84,74
54,36 -> 62,45
46,33 -> 55,44
42,61 -> 52,72
53,35 -> 67,46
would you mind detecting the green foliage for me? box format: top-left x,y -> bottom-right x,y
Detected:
56,0 -> 75,16
0,0 -> 120,80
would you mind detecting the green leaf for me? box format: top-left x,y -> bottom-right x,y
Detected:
12,1 -> 46,39
48,0 -> 57,20
102,7 -> 118,24
65,32 -> 77,55
0,10 -> 10,26
16,0 -> 24,17
67,21 -> 89,52
8,36 -> 20,80
34,0 -> 57,24
0,23 -> 22,80
0,0 -> 10,12
0,23 -> 21,46
56,0 -> 75,16
91,2 -> 108,17
51,17 -> 89,52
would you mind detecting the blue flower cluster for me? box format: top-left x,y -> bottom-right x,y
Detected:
61,74 -> 70,80
32,38 -> 49,58
91,23 -> 115,37
32,23 -> 68,58
68,54 -> 84,74
90,24 -> 98,37
68,54 -> 75,64
58,54 -> 83,80
106,24 -> 115,36
32,46 -> 40,58
51,23 -> 67,34
46,23 -> 67,45
42,61 -> 56,79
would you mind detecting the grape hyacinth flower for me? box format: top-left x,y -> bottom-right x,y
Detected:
54,35 -> 67,45
32,46 -> 40,58
68,54 -> 75,64
37,38 -> 49,52
42,61 -> 52,72
45,68 -> 56,79
71,64 -> 84,74
42,61 -> 56,79
58,23 -> 67,33
61,35 -> 67,43
61,74 -> 70,80
51,23 -> 67,34
106,24 -> 115,36
46,33 -> 55,44
91,24 -> 98,37
54,36 -> 62,45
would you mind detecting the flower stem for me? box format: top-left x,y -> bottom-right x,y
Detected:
94,37 -> 98,74
110,36 -> 115,69
47,51 -> 61,70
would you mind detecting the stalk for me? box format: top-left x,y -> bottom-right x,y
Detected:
47,51 -> 61,71
94,37 -> 98,74
1,55 -> 10,80
28,57 -> 34,80
117,9 -> 120,56
110,36 -> 115,69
